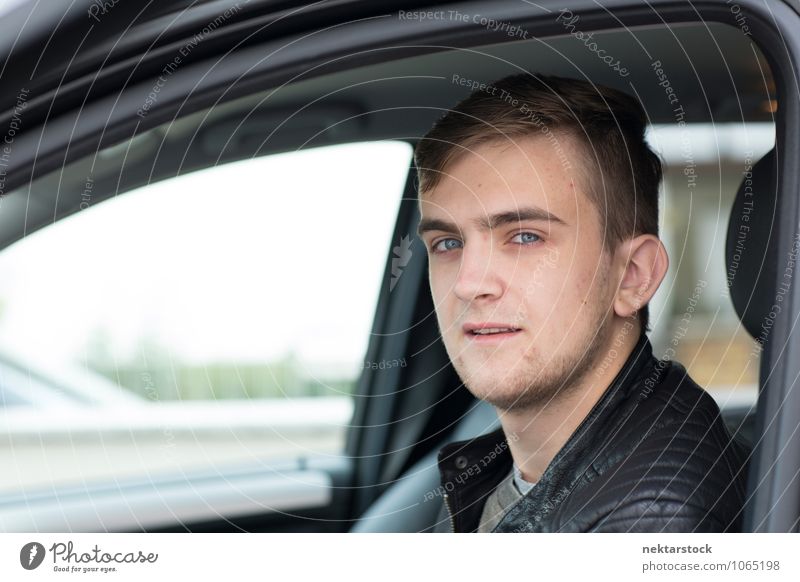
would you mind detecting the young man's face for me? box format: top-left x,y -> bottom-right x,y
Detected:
417,135 -> 621,411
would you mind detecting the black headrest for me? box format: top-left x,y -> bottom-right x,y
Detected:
725,147 -> 779,341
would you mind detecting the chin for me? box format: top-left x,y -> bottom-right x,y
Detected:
462,357 -> 580,412
460,366 -> 540,408
477,385 -> 553,412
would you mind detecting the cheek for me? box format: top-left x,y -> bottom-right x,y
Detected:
529,260 -> 594,314
561,260 -> 614,316
429,270 -> 450,304
429,270 -> 457,323
517,252 -> 569,300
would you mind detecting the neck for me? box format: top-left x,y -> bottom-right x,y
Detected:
498,318 -> 641,483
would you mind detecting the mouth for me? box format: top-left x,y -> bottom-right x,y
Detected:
463,322 -> 524,343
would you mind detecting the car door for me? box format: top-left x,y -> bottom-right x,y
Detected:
0,0 -> 429,533
0,139 -> 420,533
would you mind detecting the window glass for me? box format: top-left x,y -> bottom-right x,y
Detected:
0,140 -> 413,493
646,122 -> 773,419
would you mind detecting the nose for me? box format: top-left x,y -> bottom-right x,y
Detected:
452,236 -> 504,302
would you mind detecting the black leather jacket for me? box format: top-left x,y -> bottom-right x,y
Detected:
433,333 -> 750,532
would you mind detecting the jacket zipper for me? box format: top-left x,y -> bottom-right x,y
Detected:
443,493 -> 456,533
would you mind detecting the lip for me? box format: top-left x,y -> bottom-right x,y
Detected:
462,322 -> 524,343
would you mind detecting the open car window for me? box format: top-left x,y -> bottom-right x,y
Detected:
0,140 -> 412,496
647,121 -> 774,437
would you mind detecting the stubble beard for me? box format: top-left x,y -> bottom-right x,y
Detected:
452,298 -> 615,414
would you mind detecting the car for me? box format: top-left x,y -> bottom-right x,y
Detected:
0,349 -> 146,409
0,0 -> 796,533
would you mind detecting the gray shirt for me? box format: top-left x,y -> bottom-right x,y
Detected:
478,464 -> 537,532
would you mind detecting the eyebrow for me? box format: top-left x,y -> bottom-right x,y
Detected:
416,206 -> 567,238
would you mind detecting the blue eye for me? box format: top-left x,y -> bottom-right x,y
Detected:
430,233 -> 541,254
431,238 -> 462,253
512,232 -> 541,244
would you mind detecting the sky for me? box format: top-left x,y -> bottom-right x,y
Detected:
0,141 -> 412,375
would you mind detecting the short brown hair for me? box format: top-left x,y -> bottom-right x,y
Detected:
414,72 -> 663,331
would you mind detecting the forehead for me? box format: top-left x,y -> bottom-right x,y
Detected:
419,135 -> 589,224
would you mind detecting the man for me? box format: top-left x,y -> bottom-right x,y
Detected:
414,73 -> 749,532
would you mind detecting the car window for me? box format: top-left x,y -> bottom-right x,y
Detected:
646,121 -> 774,422
0,140 -> 413,494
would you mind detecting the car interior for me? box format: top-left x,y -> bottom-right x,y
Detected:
0,0 -> 797,533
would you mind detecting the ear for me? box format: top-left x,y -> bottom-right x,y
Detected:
613,234 -> 669,318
